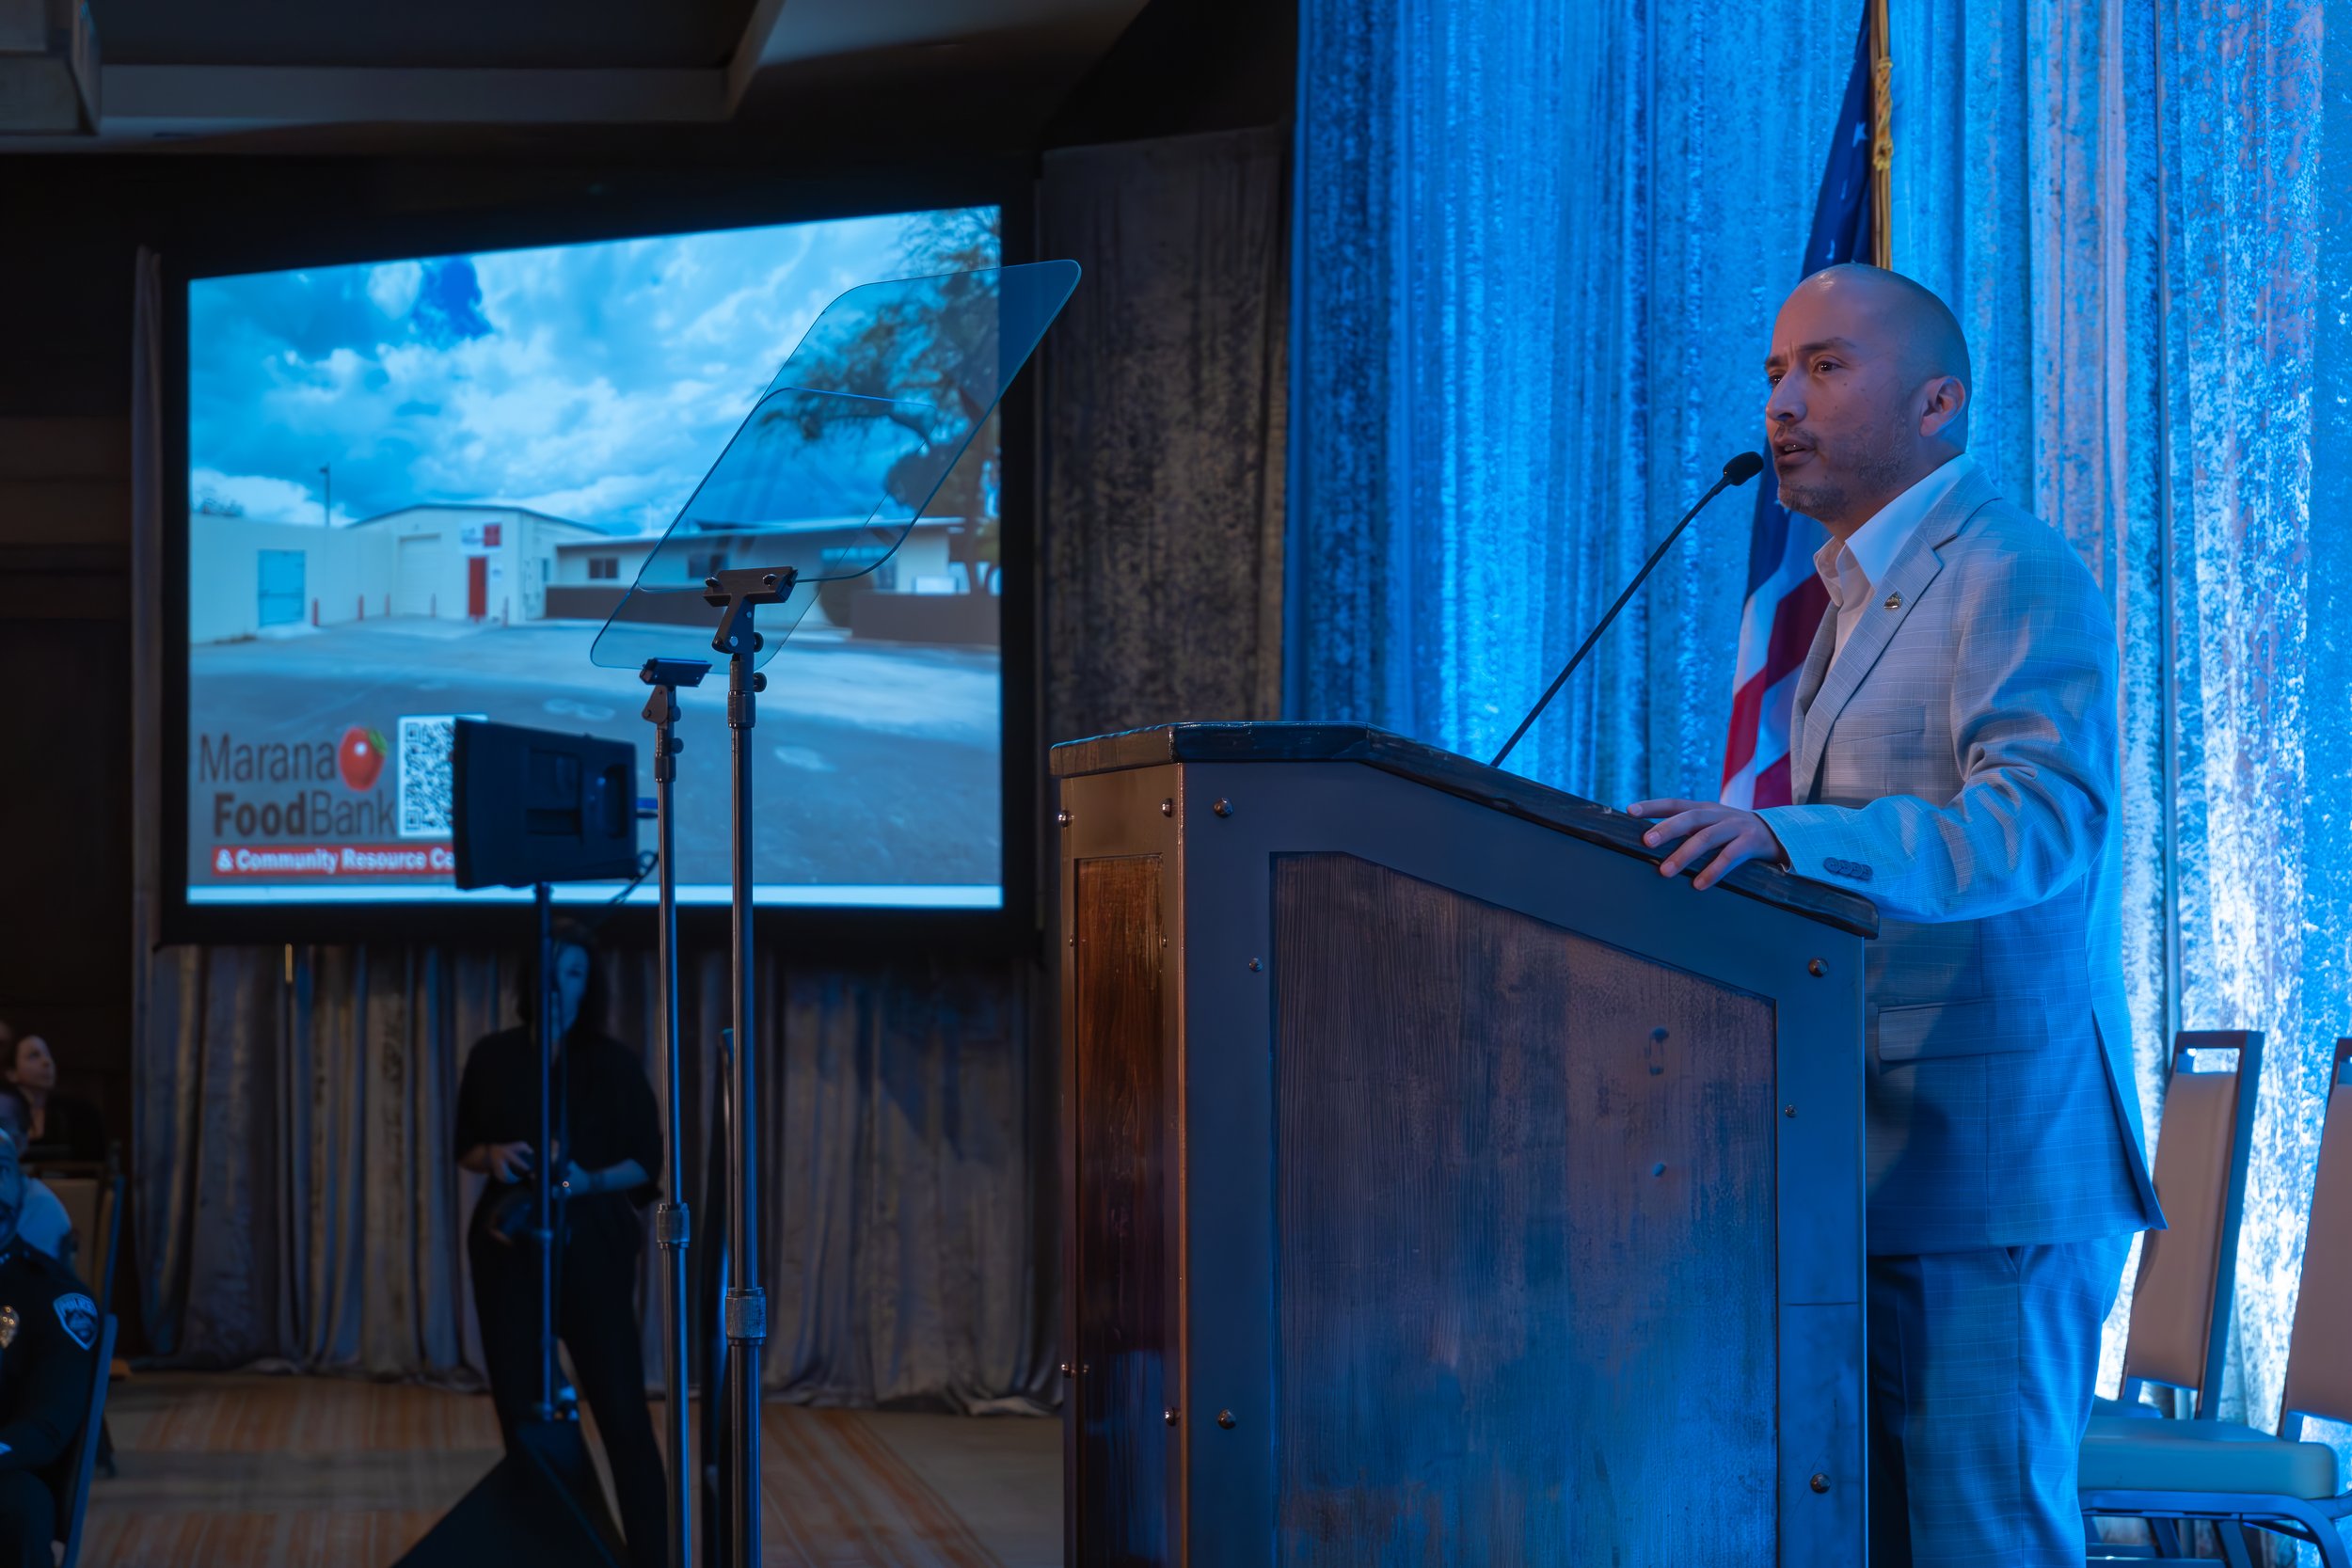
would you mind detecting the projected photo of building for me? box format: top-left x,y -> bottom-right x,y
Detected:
183,205 -> 1009,909
191,504 -> 627,641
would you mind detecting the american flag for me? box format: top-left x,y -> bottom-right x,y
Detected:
1721,5 -> 1882,810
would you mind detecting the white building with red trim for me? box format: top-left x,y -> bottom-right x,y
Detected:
188,503 -> 628,643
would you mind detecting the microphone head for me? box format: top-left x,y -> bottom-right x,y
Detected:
1723,451 -> 1767,486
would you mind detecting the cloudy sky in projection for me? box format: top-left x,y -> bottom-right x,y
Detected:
188,207 -> 996,536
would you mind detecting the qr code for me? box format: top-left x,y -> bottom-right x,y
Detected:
398,714 -> 484,839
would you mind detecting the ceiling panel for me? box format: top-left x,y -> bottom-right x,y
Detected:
87,0 -> 757,71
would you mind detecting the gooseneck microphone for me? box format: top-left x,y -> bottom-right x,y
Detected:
1488,450 -> 1767,769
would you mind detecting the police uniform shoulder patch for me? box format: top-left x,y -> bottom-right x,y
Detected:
54,1292 -> 96,1352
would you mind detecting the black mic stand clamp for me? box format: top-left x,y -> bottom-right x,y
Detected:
638,656 -> 709,1568
699,565 -> 795,1568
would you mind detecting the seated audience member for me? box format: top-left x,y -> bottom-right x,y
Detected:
0,1130 -> 101,1568
0,1106 -> 57,1264
8,1186 -> 68,1272
3,1037 -> 103,1165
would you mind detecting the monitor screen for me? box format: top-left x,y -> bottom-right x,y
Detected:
183,205 -> 1008,909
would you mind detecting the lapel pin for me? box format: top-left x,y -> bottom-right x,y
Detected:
1883,591 -> 1902,610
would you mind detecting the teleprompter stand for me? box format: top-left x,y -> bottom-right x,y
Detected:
581,260 -> 1084,1568
531,881 -> 562,1422
638,657 -> 710,1568
701,566 -> 791,1568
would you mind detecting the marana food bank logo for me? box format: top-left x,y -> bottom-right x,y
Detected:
199,729 -> 397,840
199,719 -> 467,879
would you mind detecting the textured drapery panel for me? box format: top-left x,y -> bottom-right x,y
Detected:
138,946 -> 485,1378
135,942 -> 1054,1411
1041,127 -> 1291,744
2154,0 -> 2350,1466
742,952 -> 1051,1410
1290,0 -> 1860,802
1296,0 -> 2352,1513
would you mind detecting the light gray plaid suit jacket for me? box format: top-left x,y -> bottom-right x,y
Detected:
1759,465 -> 2162,1255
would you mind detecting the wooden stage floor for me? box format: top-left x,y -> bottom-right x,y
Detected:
81,1372 -> 1061,1568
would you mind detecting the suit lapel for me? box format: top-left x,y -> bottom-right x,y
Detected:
1789,468 -> 1999,801
1786,610 -> 1840,803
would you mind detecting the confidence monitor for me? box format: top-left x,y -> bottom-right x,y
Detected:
451,721 -> 639,890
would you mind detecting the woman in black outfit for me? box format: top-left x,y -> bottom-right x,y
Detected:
2,1035 -> 105,1165
454,930 -> 664,1568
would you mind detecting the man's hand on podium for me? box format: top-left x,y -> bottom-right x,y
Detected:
1628,800 -> 1788,892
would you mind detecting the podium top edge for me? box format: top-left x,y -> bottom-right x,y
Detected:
1049,721 -> 1878,939
1053,721 -> 1416,774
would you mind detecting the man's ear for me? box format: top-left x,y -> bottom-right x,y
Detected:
1918,374 -> 1967,442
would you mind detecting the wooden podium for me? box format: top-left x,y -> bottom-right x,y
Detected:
1053,722 -> 1876,1567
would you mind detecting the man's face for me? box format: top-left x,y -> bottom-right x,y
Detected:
1763,280 -> 1924,527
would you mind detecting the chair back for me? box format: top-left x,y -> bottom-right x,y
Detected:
2119,1030 -> 2263,1415
87,1176 -> 119,1316
24,1162 -> 104,1182
53,1312 -> 117,1568
44,1177 -> 99,1270
34,1176 -> 119,1309
2278,1040 -> 2352,1435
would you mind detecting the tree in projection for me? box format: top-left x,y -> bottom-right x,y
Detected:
765,208 -> 1006,611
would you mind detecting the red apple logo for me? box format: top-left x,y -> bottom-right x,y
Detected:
338,726 -> 388,792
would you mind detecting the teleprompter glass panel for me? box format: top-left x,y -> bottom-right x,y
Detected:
591,261 -> 1080,671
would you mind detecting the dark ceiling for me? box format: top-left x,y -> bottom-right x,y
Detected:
87,0 -> 759,71
2,0 -> 1155,148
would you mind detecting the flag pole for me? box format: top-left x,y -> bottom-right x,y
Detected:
1869,0 -> 1894,268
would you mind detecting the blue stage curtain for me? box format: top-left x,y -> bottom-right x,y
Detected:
1289,0 -> 1864,805
1295,0 -> 2352,1483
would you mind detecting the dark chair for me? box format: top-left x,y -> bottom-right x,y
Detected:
2106,1031 -> 2264,1420
43,1176 -> 120,1314
43,1175 -> 121,1483
54,1312 -> 118,1568
2081,1038 -> 2352,1566
88,1179 -> 119,1481
88,1176 -> 119,1320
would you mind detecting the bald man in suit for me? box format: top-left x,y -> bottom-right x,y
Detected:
1632,264 -> 2162,1566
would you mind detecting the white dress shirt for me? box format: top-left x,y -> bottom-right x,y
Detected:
1811,451 -> 1976,661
